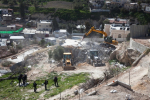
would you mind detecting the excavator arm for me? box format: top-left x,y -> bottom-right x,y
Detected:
82,26 -> 118,45
82,26 -> 107,40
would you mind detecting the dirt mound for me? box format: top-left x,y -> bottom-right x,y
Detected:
110,42 -> 141,66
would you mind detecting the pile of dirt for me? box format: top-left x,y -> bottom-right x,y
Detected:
110,42 -> 141,66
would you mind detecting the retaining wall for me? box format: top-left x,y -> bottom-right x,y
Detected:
130,25 -> 149,38
108,80 -> 132,91
130,38 -> 150,53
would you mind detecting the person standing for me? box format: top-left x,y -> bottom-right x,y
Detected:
18,74 -> 23,86
24,74 -> 27,85
22,74 -> 25,86
33,81 -> 37,93
44,80 -> 48,90
54,76 -> 58,87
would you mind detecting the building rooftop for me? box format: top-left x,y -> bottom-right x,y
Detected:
130,3 -> 137,5
3,14 -> 11,16
40,20 -> 52,23
76,25 -> 86,29
107,18 -> 129,24
7,25 -> 16,28
54,29 -> 67,32
10,36 -> 25,40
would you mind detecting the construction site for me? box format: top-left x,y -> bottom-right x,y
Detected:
0,25 -> 150,100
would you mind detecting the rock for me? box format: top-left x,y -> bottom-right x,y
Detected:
87,91 -> 97,96
74,90 -> 78,95
110,42 -> 141,66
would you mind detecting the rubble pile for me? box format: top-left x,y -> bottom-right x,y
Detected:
110,42 -> 141,66
25,52 -> 47,66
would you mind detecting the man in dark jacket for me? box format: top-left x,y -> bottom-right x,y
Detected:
44,80 -> 48,90
18,74 -> 23,86
33,81 -> 37,93
22,74 -> 25,86
54,76 -> 58,87
22,74 -> 27,86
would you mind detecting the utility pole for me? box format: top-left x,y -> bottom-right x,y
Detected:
129,71 -> 130,85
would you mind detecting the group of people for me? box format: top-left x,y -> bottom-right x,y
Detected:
18,74 -> 59,93
33,76 -> 58,93
18,74 -> 27,86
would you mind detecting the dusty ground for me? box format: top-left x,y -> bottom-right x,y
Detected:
78,85 -> 149,100
25,46 -> 108,100
42,1 -> 73,10
133,37 -> 150,47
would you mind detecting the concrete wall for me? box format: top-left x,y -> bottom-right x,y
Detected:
130,38 -> 150,53
130,25 -> 149,38
104,24 -> 110,36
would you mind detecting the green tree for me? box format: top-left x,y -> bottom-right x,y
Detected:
48,50 -> 53,60
1,0 -> 9,4
52,18 -> 59,31
40,39 -> 45,46
85,21 -> 92,32
8,0 -> 15,8
126,33 -> 130,41
53,46 -> 64,62
33,0 -> 39,10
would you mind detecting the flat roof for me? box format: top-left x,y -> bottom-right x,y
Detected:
10,36 -> 25,40
7,25 -> 16,27
54,29 -> 67,32
63,52 -> 71,55
40,20 -> 52,23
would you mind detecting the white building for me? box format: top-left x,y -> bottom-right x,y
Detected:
104,23 -> 130,41
44,37 -> 56,45
141,3 -> 148,11
37,20 -> 52,32
53,29 -> 68,38
2,14 -> 12,21
145,6 -> 150,12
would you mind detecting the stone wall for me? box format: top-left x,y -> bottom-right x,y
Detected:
130,38 -> 150,53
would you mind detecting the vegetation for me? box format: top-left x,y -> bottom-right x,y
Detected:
53,46 -> 64,62
16,44 -> 22,50
0,72 -> 89,100
39,39 -> 46,47
2,61 -> 13,67
126,33 -> 130,41
48,50 -> 53,60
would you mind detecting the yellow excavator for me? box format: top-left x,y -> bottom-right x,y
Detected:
82,26 -> 118,45
63,52 -> 75,70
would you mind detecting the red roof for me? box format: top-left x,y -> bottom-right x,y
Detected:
15,24 -> 23,27
109,20 -> 127,24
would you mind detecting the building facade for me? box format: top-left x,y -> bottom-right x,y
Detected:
104,23 -> 130,41
37,20 -> 52,32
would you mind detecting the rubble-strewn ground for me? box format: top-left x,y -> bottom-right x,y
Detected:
78,85 -> 149,100
133,37 -> 150,47
1,40 -> 150,100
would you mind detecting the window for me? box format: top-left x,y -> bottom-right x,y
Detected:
118,34 -> 121,38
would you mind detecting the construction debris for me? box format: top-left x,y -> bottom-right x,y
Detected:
110,42 -> 141,66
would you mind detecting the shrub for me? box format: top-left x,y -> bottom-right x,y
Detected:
126,33 -> 130,41
16,45 -> 22,50
2,61 -> 12,67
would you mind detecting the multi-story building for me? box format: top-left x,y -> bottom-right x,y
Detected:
37,20 -> 52,32
124,3 -> 138,10
104,18 -> 130,41
109,0 -> 131,8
